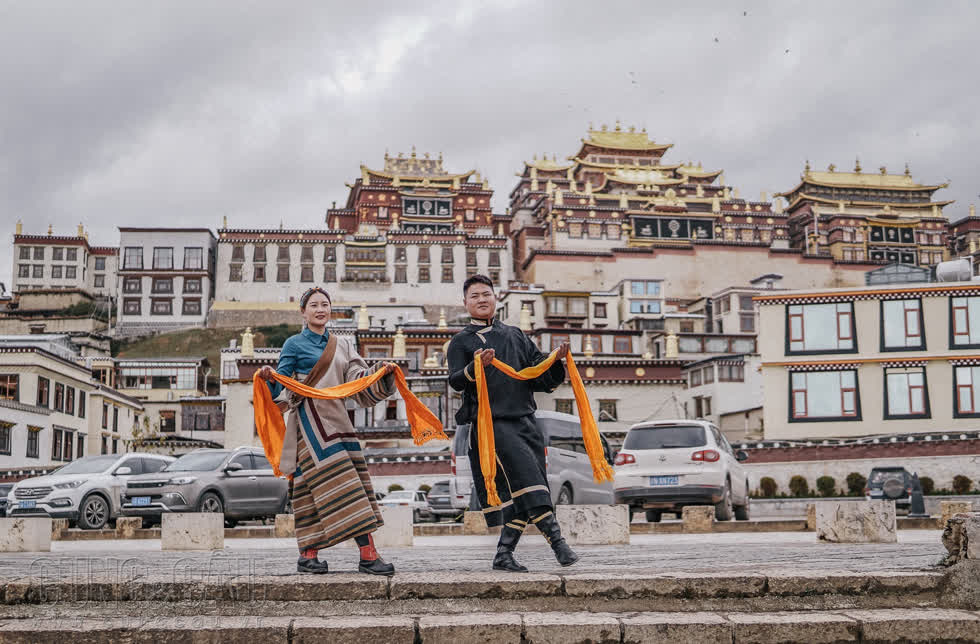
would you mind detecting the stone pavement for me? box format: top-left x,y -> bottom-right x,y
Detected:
0,530 -> 944,580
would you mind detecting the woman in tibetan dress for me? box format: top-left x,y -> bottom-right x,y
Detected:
258,287 -> 397,575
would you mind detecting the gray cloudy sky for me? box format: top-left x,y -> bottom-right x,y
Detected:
2,0 -> 978,290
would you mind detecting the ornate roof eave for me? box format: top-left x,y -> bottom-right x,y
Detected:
604,175 -> 686,187
776,177 -> 948,197
576,138 -> 673,153
570,158 -> 682,172
522,160 -> 574,173
679,168 -> 724,179
786,192 -> 954,210
360,165 -> 476,182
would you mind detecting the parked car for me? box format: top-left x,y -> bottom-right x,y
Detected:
865,466 -> 913,511
6,453 -> 175,529
378,489 -> 433,523
613,420 -> 750,522
451,410 -> 616,508
426,479 -> 468,521
0,483 -> 13,517
120,447 -> 288,527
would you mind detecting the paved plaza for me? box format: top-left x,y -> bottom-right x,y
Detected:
0,530 -> 946,580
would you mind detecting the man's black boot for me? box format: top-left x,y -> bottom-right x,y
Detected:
358,535 -> 395,576
492,524 -> 528,572
535,513 -> 580,567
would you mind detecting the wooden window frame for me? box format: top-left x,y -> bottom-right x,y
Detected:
788,370 -> 862,422
613,335 -> 632,354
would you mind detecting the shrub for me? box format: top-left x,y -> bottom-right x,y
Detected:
387,484 -> 404,493
953,475 -> 973,495
845,472 -> 867,496
919,476 -> 935,496
816,476 -> 836,497
788,475 -> 809,497
418,484 -> 431,494
759,477 -> 778,497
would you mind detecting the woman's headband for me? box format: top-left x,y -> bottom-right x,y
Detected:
300,287 -> 331,309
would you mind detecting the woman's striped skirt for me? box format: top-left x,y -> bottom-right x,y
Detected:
292,426 -> 384,550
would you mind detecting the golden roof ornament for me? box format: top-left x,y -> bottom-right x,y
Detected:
15,220 -> 22,235
854,157 -> 862,173
240,327 -> 254,358
880,166 -> 887,175
584,336 -> 595,358
905,162 -> 911,176
519,304 -> 532,331
222,215 -> 228,229
971,204 -> 977,218
438,308 -> 448,329
828,163 -> 836,172
804,159 -> 811,174
77,223 -> 84,237
696,184 -> 704,198
410,145 -> 417,158
712,196 -> 721,213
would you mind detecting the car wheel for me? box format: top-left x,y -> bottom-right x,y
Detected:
224,519 -> 238,528
715,482 -> 734,521
78,494 -> 110,530
645,510 -> 662,523
199,492 -> 224,515
557,484 -> 573,505
734,499 -> 750,521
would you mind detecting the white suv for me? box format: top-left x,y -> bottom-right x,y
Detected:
613,420 -> 750,522
6,453 -> 175,529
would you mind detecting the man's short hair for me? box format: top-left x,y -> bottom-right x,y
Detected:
463,274 -> 494,294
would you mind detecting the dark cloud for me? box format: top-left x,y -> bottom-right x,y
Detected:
2,1 -> 978,288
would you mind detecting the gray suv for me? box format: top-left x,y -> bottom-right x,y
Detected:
121,447 -> 288,527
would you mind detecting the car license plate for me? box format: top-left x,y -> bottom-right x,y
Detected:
19,500 -> 36,509
433,497 -> 448,502
132,496 -> 151,506
650,475 -> 678,486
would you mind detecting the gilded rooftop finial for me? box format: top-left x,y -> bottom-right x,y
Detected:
410,145 -> 416,158
827,163 -> 836,172
905,162 -> 911,176
614,119 -> 622,131
804,159 -> 811,173
880,166 -> 887,175
854,157 -> 862,173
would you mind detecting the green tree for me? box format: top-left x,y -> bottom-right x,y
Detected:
953,475 -> 973,495
387,484 -> 404,493
919,476 -> 935,496
759,477 -> 778,497
816,476 -> 837,497
788,475 -> 809,497
845,472 -> 867,496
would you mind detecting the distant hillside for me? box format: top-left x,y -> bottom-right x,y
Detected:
113,324 -> 301,388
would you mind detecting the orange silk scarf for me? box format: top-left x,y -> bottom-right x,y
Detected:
253,367 -> 447,478
474,351 -> 614,506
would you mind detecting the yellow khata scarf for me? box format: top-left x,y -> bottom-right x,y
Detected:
253,367 -> 447,478
474,350 -> 615,506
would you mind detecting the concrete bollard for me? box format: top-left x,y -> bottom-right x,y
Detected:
816,500 -> 897,543
0,517 -> 52,552
805,503 -> 816,531
115,517 -> 142,539
161,513 -> 224,551
50,518 -> 69,541
462,511 -> 489,536
372,505 -> 413,547
274,513 -> 295,538
682,506 -> 714,533
942,511 -> 980,564
555,505 -> 629,545
941,501 -> 974,529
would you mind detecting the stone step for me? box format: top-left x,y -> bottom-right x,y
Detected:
1,608 -> 979,643
2,570 -> 945,612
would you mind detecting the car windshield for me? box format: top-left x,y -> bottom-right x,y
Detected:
623,425 -> 707,450
51,455 -> 120,475
868,469 -> 907,485
164,452 -> 230,472
429,483 -> 450,495
386,491 -> 414,500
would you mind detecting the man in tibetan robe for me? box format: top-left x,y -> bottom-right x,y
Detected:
447,275 -> 579,572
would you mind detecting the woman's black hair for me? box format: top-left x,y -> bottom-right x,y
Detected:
300,287 -> 331,309
463,274 -> 494,294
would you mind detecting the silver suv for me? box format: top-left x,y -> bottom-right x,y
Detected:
121,447 -> 288,527
6,453 -> 175,529
451,410 -> 615,507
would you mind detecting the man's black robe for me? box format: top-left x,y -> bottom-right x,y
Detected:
447,318 -> 565,527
